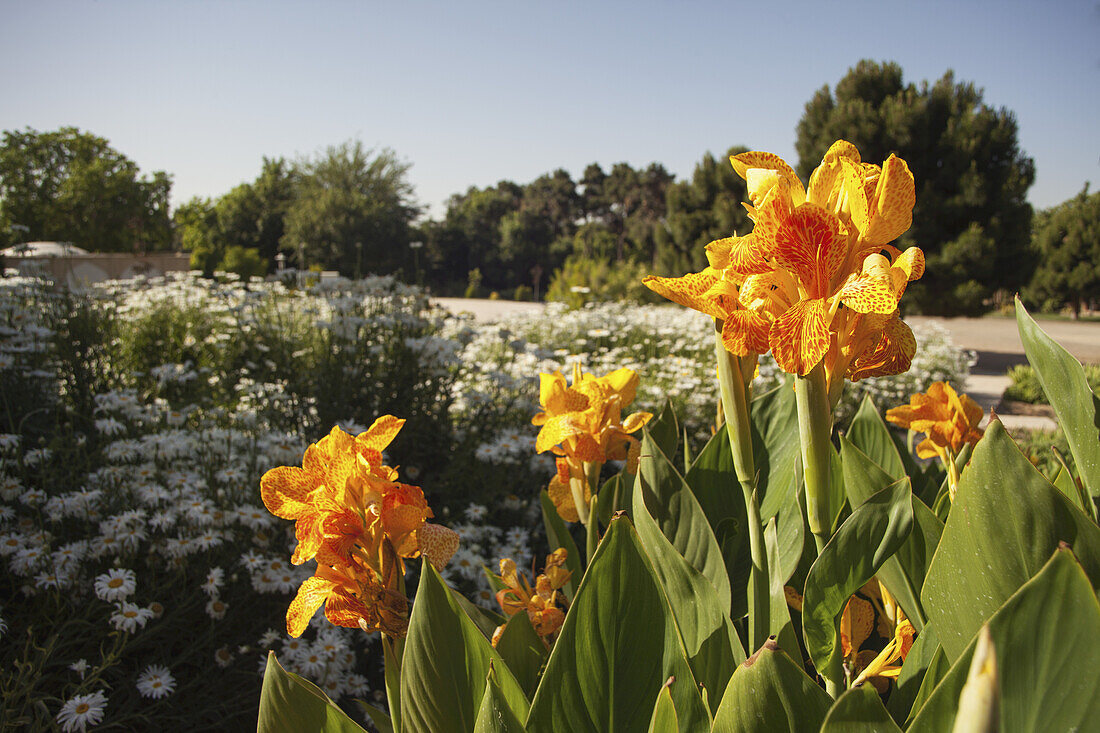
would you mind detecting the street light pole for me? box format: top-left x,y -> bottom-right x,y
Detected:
409,240 -> 423,287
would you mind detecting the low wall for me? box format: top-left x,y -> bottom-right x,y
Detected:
2,252 -> 192,289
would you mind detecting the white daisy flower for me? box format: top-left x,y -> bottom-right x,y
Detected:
69,659 -> 89,679
201,567 -> 225,597
135,664 -> 176,699
94,569 -> 136,601
205,597 -> 228,620
110,602 -> 153,633
56,690 -> 107,732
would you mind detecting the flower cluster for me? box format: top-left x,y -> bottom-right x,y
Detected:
260,418 -> 459,637
532,364 -> 652,522
645,141 -> 922,397
490,549 -> 572,647
885,381 -> 984,460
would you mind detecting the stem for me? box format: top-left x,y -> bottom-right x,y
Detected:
715,331 -> 770,651
569,475 -> 591,527
796,363 -> 834,551
943,448 -> 960,503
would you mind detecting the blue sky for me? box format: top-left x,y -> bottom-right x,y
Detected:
2,0 -> 1097,217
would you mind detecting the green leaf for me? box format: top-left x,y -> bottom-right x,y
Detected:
763,518 -> 799,661
453,586 -> 506,641
474,665 -> 528,733
354,701 -> 393,733
634,472 -> 742,706
399,563 -> 529,733
258,652 -> 366,733
903,645 -> 949,728
494,604 -> 548,699
648,399 -> 681,460
685,424 -> 749,619
382,636 -> 402,733
920,420 -> 1100,661
1052,449 -> 1096,520
540,489 -> 582,599
710,640 -> 833,732
638,430 -> 731,614
847,395 -> 906,481
819,685 -> 902,732
1016,296 -> 1100,498
840,438 -> 943,630
753,381 -> 802,522
648,681 -> 679,733
525,517 -> 709,733
802,479 -> 913,677
909,548 -> 1100,731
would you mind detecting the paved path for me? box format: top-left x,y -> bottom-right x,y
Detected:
433,299 -> 1100,432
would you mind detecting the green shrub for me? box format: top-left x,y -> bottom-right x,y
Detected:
545,255 -> 662,307
513,285 -> 532,301
1004,363 -> 1100,403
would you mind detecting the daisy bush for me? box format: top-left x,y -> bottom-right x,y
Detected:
0,271 -> 972,730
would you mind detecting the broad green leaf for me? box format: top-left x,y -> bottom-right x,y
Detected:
494,610 -> 548,699
399,563 -> 529,733
752,381 -> 802,522
597,473 -> 624,526
710,640 -> 833,732
258,652 -> 366,733
903,646 -> 949,728
540,489 -> 581,599
648,399 -> 681,460
819,685 -> 901,732
909,548 -> 1100,731
764,518 -> 799,661
526,518 -> 709,733
840,438 -> 943,630
1016,297 -> 1100,498
648,682 -> 679,733
685,424 -> 749,619
354,701 -> 393,733
921,420 -> 1100,661
453,586 -> 506,640
1052,449 -> 1096,520
638,430 -> 731,613
802,479 -> 913,677
634,473 -> 742,706
847,396 -> 906,481
474,665 -> 527,733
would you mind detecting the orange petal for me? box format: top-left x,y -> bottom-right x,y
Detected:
536,415 -> 583,454
769,298 -> 830,375
847,315 -> 916,381
417,523 -> 460,569
286,575 -> 335,637
547,475 -> 582,523
260,466 -> 320,520
356,415 -> 405,452
721,309 -> 771,355
730,151 -> 806,205
862,154 -> 915,245
642,270 -> 725,319
771,203 -> 846,297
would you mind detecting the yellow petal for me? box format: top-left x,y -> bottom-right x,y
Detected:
862,154 -> 915,245
643,270 -> 726,319
730,151 -> 806,206
418,523 -> 460,569
286,575 -> 334,637
769,298 -> 830,376
357,415 -> 405,452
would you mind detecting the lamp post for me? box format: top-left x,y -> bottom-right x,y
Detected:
275,252 -> 286,272
409,240 -> 423,286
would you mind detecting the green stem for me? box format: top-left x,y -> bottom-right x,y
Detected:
715,331 -> 770,652
569,475 -> 591,527
796,363 -> 834,552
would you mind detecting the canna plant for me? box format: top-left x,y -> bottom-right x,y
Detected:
257,143 -> 1100,732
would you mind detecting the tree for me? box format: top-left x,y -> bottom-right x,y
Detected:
281,142 -> 418,276
214,157 -> 296,264
1026,186 -> 1100,318
173,197 -> 219,274
653,148 -> 751,274
0,127 -> 172,251
795,60 -> 1035,315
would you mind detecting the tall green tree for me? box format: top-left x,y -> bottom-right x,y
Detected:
795,60 -> 1034,315
0,127 -> 172,251
281,142 -> 418,276
173,196 -> 219,274
1025,186 -> 1100,318
653,148 -> 750,274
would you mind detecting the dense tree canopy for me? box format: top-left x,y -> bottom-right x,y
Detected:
0,127 -> 172,252
796,60 -> 1035,316
1025,186 -> 1100,318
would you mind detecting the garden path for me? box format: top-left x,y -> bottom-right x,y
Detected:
432,299 -> 1100,432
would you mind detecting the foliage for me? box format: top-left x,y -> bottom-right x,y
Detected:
545,255 -> 662,308
795,61 -> 1034,316
1025,185 -> 1100,318
1004,363 -> 1100,404
281,142 -> 419,276
0,127 -> 172,251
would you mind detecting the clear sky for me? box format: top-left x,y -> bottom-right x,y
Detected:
2,0 -> 1097,218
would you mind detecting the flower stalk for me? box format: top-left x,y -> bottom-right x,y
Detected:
796,363 -> 834,554
714,329 -> 770,651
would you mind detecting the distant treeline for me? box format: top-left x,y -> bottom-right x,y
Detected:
2,60 -> 1096,317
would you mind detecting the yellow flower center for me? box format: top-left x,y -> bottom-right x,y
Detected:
75,703 -> 89,714
124,610 -> 137,618
108,578 -> 124,588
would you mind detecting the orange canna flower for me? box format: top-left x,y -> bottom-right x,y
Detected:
885,382 -> 984,460
491,549 -> 572,647
261,416 -> 459,638
533,364 -> 651,522
646,140 -> 922,396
